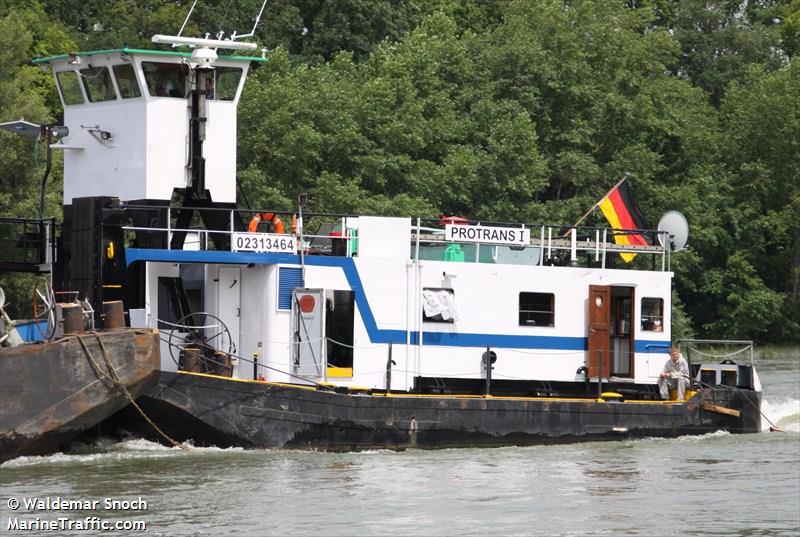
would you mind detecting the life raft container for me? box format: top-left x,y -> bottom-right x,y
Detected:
247,212 -> 285,234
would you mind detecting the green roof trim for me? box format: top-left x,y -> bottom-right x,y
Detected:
32,47 -> 268,64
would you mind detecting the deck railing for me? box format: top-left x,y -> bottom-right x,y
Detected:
114,205 -> 671,270
0,217 -> 57,272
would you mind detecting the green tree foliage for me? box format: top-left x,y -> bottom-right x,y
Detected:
40,0 -> 194,49
0,0 -> 796,342
715,63 -> 800,340
0,2 -> 75,318
656,0 -> 787,106
781,0 -> 800,58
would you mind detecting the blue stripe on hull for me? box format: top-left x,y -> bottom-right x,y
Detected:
421,332 -> 586,350
125,248 -> 669,354
634,340 -> 670,353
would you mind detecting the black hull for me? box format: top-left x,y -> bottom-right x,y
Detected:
0,329 -> 160,463
132,371 -> 762,450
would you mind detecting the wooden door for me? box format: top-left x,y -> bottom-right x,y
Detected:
588,285 -> 611,378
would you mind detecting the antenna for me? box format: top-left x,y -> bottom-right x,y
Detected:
231,0 -> 269,41
657,210 -> 689,252
176,0 -> 199,38
169,0 -> 268,44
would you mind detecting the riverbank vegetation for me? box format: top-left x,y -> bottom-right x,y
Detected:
0,0 -> 797,343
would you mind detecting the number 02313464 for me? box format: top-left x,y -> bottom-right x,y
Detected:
231,232 -> 297,254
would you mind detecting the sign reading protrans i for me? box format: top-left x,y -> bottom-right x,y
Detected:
445,224 -> 530,246
232,232 -> 297,254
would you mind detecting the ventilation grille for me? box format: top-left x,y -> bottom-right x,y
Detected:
278,267 -> 303,310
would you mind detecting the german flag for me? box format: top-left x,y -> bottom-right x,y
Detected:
598,180 -> 650,262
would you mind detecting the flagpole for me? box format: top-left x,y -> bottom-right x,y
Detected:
570,174 -> 628,229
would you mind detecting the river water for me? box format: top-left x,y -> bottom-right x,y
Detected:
2,348 -> 798,536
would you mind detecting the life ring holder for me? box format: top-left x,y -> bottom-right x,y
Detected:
247,212 -> 285,234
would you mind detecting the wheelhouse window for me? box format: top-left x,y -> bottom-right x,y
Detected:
641,297 -> 664,332
113,64 -> 142,98
211,67 -> 242,101
422,288 -> 457,323
519,292 -> 554,327
56,71 -> 84,105
80,66 -> 117,102
142,62 -> 188,98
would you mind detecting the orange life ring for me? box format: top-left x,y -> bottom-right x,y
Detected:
248,212 -> 285,234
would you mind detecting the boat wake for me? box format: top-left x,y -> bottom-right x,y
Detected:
4,397 -> 796,467
675,429 -> 732,442
0,438 -> 245,468
762,397 -> 800,433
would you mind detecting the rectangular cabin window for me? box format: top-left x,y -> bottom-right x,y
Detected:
142,62 -> 188,98
519,292 -> 554,327
422,288 -> 457,323
211,67 -> 243,101
56,71 -> 84,105
113,64 -> 142,98
641,298 -> 664,332
80,66 -> 117,102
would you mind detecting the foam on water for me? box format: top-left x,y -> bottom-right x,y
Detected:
762,397 -> 800,432
676,429 -> 732,442
0,438 -> 247,468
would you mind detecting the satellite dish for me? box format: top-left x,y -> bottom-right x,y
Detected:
657,211 -> 689,252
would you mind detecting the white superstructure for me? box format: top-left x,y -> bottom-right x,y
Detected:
126,214 -> 673,392
36,48 -> 261,204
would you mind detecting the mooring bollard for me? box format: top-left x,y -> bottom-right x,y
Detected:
60,303 -> 84,334
102,300 -> 125,329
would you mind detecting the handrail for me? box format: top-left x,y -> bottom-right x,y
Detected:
0,217 -> 58,272
677,339 -> 755,367
111,206 -> 669,270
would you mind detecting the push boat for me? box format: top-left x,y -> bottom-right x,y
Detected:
0,32 -> 763,456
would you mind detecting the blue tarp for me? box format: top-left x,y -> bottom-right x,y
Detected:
13,320 -> 46,342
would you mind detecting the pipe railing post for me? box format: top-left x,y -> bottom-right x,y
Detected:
601,229 -> 607,268
166,206 -> 171,250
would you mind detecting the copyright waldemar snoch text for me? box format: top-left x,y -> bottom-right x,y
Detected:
5,496 -> 148,532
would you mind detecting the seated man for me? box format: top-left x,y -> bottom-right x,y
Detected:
658,345 -> 690,400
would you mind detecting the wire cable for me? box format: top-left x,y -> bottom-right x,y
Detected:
687,345 -> 752,359
696,378 -> 780,431
158,331 -> 329,389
